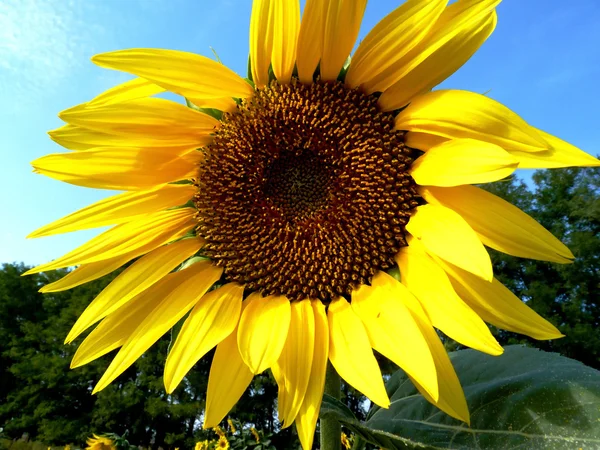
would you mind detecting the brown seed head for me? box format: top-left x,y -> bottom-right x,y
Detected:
194,80 -> 418,302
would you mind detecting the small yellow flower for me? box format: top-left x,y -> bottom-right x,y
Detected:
194,441 -> 208,450
85,435 -> 116,450
227,418 -> 236,434
216,436 -> 229,450
213,426 -> 226,438
250,427 -> 260,444
341,432 -> 352,450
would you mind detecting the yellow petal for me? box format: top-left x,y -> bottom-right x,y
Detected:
421,185 -> 574,263
296,0 -> 328,83
404,131 -> 448,150
345,0 -> 447,91
352,271 -> 438,401
397,289 -> 470,423
411,138 -> 517,186
438,258 -> 563,340
93,260 -> 222,393
59,98 -> 218,145
271,0 -> 300,84
24,208 -> 197,275
87,77 -> 166,107
28,184 -> 196,238
48,124 -> 176,151
508,129 -> 600,169
237,293 -> 291,374
295,300 -> 328,450
273,299 -> 314,427
92,49 -> 253,108
65,238 -> 204,344
40,253 -> 136,293
379,5 -> 498,110
327,297 -> 390,408
249,0 -> 275,88
164,282 -> 244,393
32,148 -> 200,191
320,0 -> 368,81
396,243 -> 503,355
395,90 -> 548,153
406,204 -> 493,281
71,275 -> 166,368
204,303 -> 254,429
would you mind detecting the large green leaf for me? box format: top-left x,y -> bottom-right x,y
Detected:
321,346 -> 600,449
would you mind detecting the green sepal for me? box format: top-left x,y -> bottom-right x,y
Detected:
337,56 -> 352,83
185,97 -> 223,120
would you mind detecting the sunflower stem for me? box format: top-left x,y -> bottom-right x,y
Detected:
320,362 -> 342,450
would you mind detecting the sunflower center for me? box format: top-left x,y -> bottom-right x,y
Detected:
263,151 -> 335,223
194,80 -> 418,302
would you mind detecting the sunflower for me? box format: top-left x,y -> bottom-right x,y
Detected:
28,1 -> 599,449
85,435 -> 116,450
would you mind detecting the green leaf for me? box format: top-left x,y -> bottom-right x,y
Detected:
322,346 -> 600,449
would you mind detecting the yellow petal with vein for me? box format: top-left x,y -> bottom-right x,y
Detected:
509,129 -> 600,169
296,0 -> 327,83
397,289 -> 470,423
87,77 -> 166,107
327,297 -> 390,408
29,184 -> 196,238
395,90 -> 547,153
320,0 -> 367,81
66,238 -> 203,344
352,271 -> 438,401
40,253 -> 136,293
70,276 -> 165,368
271,0 -> 300,84
92,49 -> 253,107
93,261 -> 222,393
24,209 -> 197,275
49,124 -> 194,151
421,185 -> 574,263
237,293 -> 291,374
250,0 -> 275,88
164,282 -> 244,393
59,98 -> 218,145
396,243 -> 502,355
439,258 -> 563,340
411,138 -> 517,186
346,0 -> 446,91
32,148 -> 199,191
204,303 -> 254,429
295,300 -> 328,450
406,204 -> 493,281
379,6 -> 498,110
404,131 -> 448,151
273,299 -> 314,427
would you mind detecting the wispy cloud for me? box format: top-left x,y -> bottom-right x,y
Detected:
0,0 -> 112,111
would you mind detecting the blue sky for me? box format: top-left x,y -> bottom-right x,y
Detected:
1,0 -> 599,265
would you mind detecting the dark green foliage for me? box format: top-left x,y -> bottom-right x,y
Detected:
0,264 -> 208,448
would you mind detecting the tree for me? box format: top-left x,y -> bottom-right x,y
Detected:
0,263 -> 210,448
